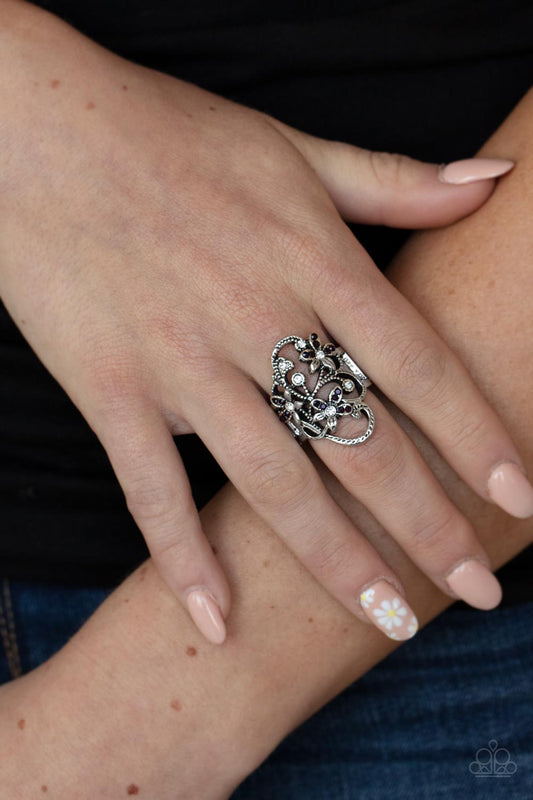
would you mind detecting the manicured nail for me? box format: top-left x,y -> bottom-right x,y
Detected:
487,462 -> 533,519
438,158 -> 514,185
186,589 -> 226,644
359,580 -> 418,641
445,559 -> 502,610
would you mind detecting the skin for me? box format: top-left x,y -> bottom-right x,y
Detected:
0,0 -> 530,642
1,73 -> 533,800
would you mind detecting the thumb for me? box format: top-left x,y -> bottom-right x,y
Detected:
268,117 -> 514,228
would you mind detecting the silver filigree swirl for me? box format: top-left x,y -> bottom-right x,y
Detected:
270,333 -> 375,446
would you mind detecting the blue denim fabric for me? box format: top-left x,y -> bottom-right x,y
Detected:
1,578 -> 531,799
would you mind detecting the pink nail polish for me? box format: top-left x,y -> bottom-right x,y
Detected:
360,580 -> 418,641
487,462 -> 533,519
186,589 -> 226,645
438,158 -> 514,185
445,559 -> 502,610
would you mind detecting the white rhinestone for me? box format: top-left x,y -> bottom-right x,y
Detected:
292,372 -> 305,386
316,351 -> 325,360
296,338 -> 307,350
325,405 -> 337,417
344,380 -> 354,391
285,402 -> 295,412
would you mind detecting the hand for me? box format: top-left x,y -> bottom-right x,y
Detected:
2,1 -> 531,643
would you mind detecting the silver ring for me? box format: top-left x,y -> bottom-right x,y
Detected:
270,333 -> 375,446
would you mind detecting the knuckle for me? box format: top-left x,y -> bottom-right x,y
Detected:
368,150 -> 414,190
341,424 -> 405,491
410,511 -> 459,555
148,314 -> 213,371
244,449 -> 312,512
308,536 -> 356,581
87,361 -> 140,416
80,340 -> 142,415
388,335 -> 446,400
206,270 -> 281,340
440,412 -> 490,452
125,478 -> 177,525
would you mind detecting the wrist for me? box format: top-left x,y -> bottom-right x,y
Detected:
0,566 -> 254,799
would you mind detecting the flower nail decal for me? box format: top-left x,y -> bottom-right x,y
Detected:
373,597 -> 407,631
360,588 -> 376,608
359,580 -> 418,642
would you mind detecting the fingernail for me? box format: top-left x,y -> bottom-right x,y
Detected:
438,158 -> 514,185
186,589 -> 226,644
487,462 -> 533,519
445,559 -> 502,610
359,580 -> 418,641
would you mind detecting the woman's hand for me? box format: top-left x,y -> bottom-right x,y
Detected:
2,1 -> 532,643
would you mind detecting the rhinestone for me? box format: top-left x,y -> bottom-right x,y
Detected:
325,405 -> 337,417
292,372 -> 305,386
316,351 -> 325,360
285,402 -> 295,412
296,338 -> 307,350
344,380 -> 354,391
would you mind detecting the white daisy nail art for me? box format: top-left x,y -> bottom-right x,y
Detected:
360,588 -> 376,608
373,597 -> 407,630
359,580 -> 418,642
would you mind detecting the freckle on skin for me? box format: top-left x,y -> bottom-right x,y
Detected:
50,79 -> 60,89
263,559 -> 270,567
86,101 -> 96,110
448,288 -> 456,295
308,617 -> 313,623
269,604 -> 276,609
122,84 -> 128,91
138,566 -> 148,581
487,279 -> 495,288
33,81 -> 39,87
186,646 -> 197,657
41,787 -> 48,793
209,105 -> 217,111
127,784 -> 139,795
170,699 -> 182,712
343,627 -> 348,633
17,719 -> 25,730
123,598 -> 130,604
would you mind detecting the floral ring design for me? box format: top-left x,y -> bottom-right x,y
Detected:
270,333 -> 375,446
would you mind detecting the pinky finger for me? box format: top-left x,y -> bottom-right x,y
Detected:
97,400 -> 231,645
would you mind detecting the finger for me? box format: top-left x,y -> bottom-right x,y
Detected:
96,398 -> 231,645
185,367 -> 419,641
307,250 -> 533,522
267,116 -> 514,227
311,388 -> 502,609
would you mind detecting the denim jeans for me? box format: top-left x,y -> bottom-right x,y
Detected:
1,577 -> 531,799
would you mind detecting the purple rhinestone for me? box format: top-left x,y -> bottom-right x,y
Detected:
323,343 -> 335,355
